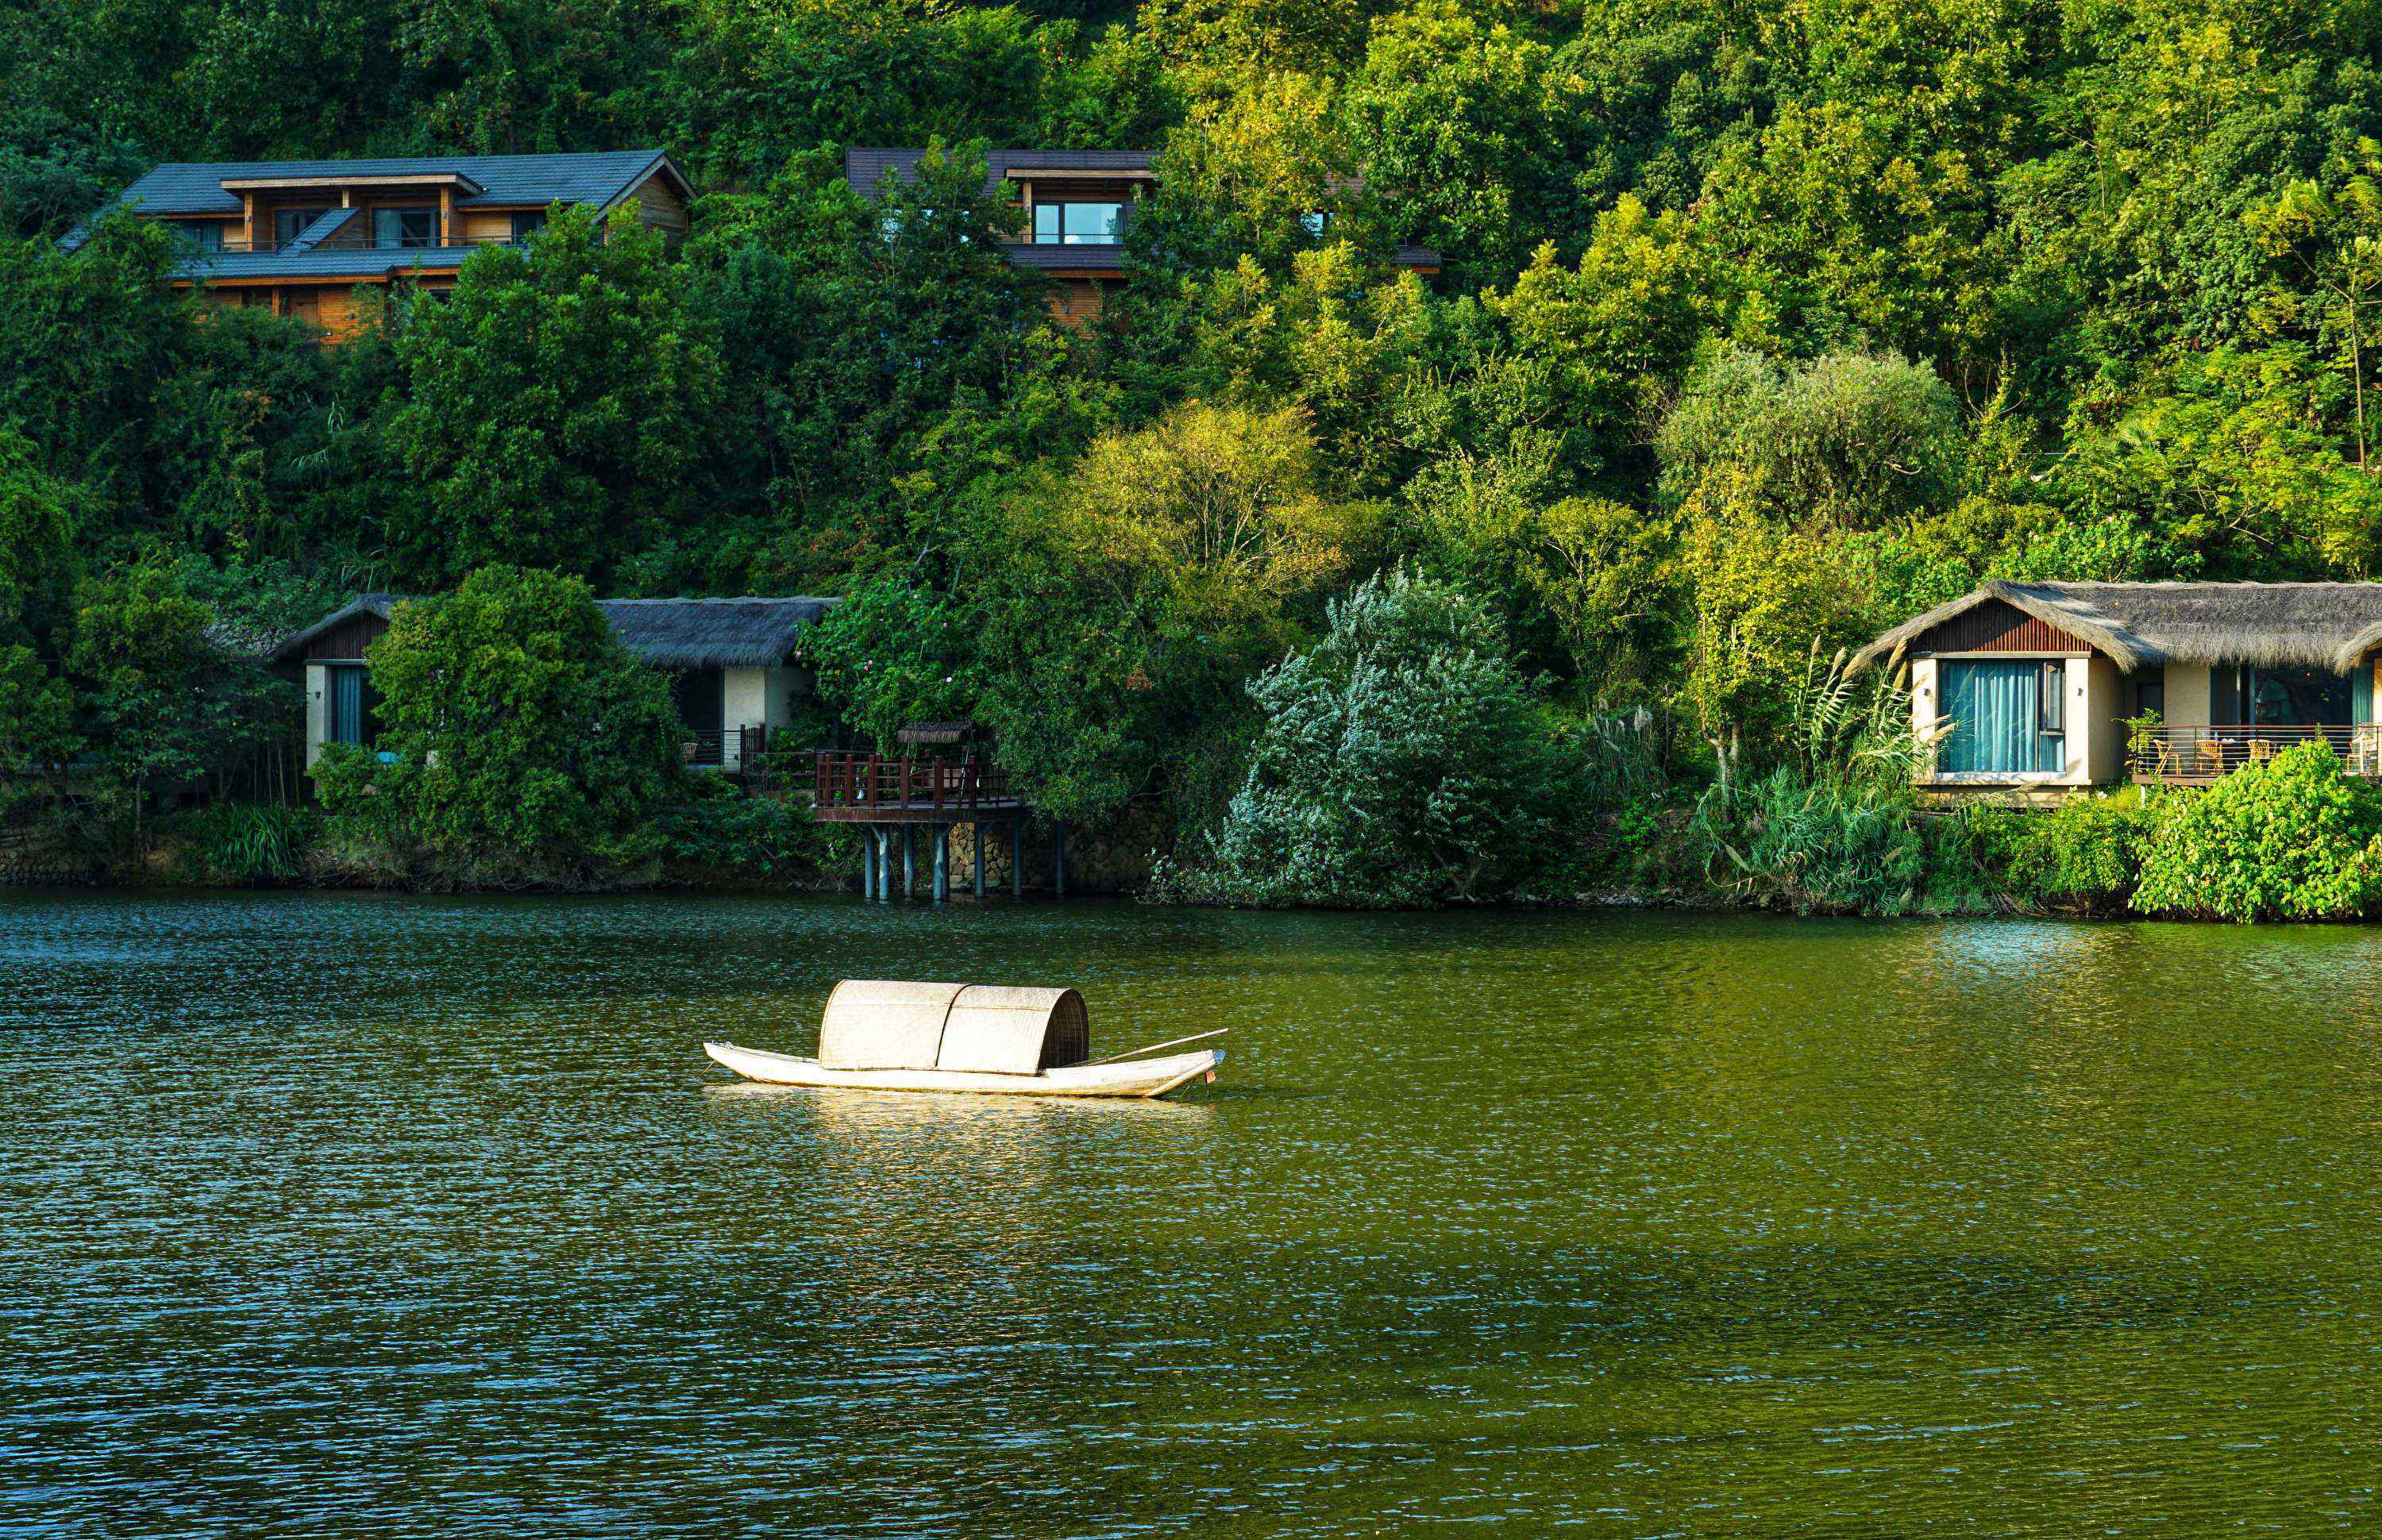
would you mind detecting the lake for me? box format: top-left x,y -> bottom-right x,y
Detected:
4,891 -> 2381,1536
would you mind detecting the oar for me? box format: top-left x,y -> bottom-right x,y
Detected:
1079,1027 -> 1229,1067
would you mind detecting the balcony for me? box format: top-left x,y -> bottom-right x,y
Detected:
2129,725 -> 2382,782
810,753 -> 1023,823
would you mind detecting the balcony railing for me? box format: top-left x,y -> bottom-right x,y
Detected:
813,753 -> 1019,813
2129,724 -> 2382,781
682,726 -> 770,772
202,233 -> 530,256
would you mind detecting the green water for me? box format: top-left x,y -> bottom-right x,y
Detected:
5,893 -> 2382,1536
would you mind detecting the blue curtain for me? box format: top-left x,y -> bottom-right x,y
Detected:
2356,660 -> 2373,726
1940,660 -> 2060,774
329,666 -> 364,745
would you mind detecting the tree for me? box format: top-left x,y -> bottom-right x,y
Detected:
382,205 -> 725,587
2133,742 -> 2382,922
1183,569 -> 1573,906
314,566 -> 684,887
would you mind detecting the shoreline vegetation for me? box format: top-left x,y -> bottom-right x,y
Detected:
10,4 -> 2382,923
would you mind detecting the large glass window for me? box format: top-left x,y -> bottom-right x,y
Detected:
1031,202 -> 1123,244
326,665 -> 378,747
1938,660 -> 2064,775
2249,665 -> 2353,726
274,206 -> 334,249
509,211 -> 546,244
372,206 -> 440,248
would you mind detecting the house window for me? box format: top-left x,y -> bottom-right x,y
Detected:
175,221 -> 225,252
326,665 -> 378,747
372,206 -> 440,248
1937,660 -> 2064,775
509,211 -> 546,244
2133,680 -> 2164,719
274,206 -> 334,249
1301,211 -> 1331,237
2249,665 -> 2353,726
1031,202 -> 1123,244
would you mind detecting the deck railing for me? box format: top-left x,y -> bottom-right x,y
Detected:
813,753 -> 1019,811
2130,724 -> 2382,780
681,726 -> 770,772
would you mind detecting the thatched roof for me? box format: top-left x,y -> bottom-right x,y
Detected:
595,597 -> 837,668
270,593 -> 838,668
1855,581 -> 2382,674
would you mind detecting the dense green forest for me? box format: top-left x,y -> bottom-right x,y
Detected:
5,0 -> 2382,907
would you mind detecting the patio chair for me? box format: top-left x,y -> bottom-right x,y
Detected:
2195,737 -> 2228,776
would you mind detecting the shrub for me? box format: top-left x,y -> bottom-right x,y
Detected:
168,803 -> 319,884
653,777 -> 847,883
1968,789 -> 2155,911
2132,742 -> 2382,922
313,566 -> 684,889
1165,570 -> 1575,906
1694,766 -> 1929,914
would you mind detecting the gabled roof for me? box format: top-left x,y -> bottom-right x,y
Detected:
1856,580 -> 2382,674
110,149 -> 686,218
268,593 -> 840,668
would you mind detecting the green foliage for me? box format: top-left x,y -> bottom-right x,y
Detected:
314,566 -> 684,888
653,778 -> 848,884
2132,743 -> 2382,922
1166,571 -> 1575,906
1967,791 -> 2157,911
168,803 -> 319,884
383,206 -> 724,588
1693,766 -> 1929,914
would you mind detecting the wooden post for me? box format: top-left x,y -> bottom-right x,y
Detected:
861,825 -> 875,898
902,825 -> 915,898
875,827 -> 892,903
439,184 -> 453,246
1054,824 -> 1066,899
933,825 -> 949,903
1012,818 -> 1023,899
973,821 -> 985,899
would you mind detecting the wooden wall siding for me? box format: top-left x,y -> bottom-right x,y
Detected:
628,173 -> 688,232
306,611 -> 391,660
1048,279 -> 1108,325
1916,599 -> 2091,656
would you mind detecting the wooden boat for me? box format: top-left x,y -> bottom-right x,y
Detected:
703,1039 -> 1223,1099
704,980 -> 1224,1100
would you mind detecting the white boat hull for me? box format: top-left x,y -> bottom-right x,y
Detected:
703,1040 -> 1224,1099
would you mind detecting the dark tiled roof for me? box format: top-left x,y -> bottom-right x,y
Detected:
113,149 -> 681,217
1000,241 -> 1127,271
845,147 -> 1154,198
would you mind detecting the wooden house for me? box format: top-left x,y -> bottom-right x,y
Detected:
842,147 -> 1442,324
72,150 -> 691,340
269,594 -> 836,772
1856,581 -> 2382,797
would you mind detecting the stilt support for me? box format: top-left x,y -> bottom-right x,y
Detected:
902,825 -> 915,899
932,825 -> 949,903
860,826 -> 875,899
873,828 -> 891,903
973,822 -> 985,900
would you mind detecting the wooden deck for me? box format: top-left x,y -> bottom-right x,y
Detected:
810,753 -> 1027,824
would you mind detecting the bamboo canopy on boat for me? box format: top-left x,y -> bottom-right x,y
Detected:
815,980 -> 1090,1076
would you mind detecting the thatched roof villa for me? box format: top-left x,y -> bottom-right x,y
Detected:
269,593 -> 838,772
1856,581 -> 2382,796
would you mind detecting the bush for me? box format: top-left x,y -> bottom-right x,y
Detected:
313,566 -> 684,889
653,778 -> 848,884
1162,571 -> 1575,907
2132,743 -> 2382,922
167,803 -> 319,884
1968,789 -> 2155,911
1694,766 -> 1929,914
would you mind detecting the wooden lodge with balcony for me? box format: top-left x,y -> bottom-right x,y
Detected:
269,593 -> 835,774
1856,581 -> 2382,799
843,147 -> 1442,323
74,150 -> 691,339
